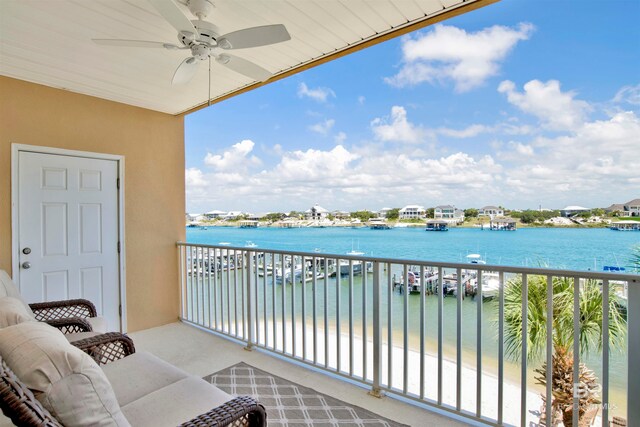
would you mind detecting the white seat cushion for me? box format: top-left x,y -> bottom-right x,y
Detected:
0,322 -> 130,427
87,316 -> 108,333
0,296 -> 35,328
121,376 -> 232,427
102,351 -> 189,406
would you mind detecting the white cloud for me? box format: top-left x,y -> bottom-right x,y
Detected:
613,84 -> 640,105
309,119 -> 335,135
437,124 -> 489,138
204,139 -> 261,172
498,80 -> 591,131
185,167 -> 207,187
334,131 -> 347,144
358,96 -> 366,105
297,82 -> 335,102
386,23 -> 534,92
371,106 -> 428,143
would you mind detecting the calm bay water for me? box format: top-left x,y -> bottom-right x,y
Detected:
186,226 -> 639,271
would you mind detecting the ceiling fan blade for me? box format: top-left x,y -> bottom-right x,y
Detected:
216,54 -> 272,82
217,24 -> 291,50
93,39 -> 179,49
172,57 -> 199,85
148,0 -> 197,39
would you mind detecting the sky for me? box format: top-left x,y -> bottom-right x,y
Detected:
185,0 -> 640,215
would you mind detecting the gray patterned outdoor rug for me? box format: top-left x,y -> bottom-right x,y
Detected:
204,362 -> 408,427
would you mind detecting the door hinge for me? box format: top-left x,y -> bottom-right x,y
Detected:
117,241 -> 121,253
116,178 -> 120,189
119,305 -> 122,316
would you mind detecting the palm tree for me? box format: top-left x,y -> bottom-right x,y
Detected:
502,275 -> 626,426
631,245 -> 640,272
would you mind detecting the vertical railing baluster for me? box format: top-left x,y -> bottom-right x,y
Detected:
313,256 -> 318,364
349,259 -> 354,376
254,252 -> 260,346
601,278 -> 609,427
336,257 -> 341,372
324,258 -> 330,368
363,259 -> 368,381
573,276 -> 580,427
241,250 -> 246,339
371,261 -> 383,397
271,253 -> 277,350
476,269 -> 483,418
213,248 -> 219,331
388,263 -> 393,389
234,250 -> 239,337
245,250 -> 254,350
456,267 -> 462,411
546,275 -> 553,427
420,265 -> 425,400
207,248 -> 212,328
498,271 -> 504,425
281,253 -> 287,354
302,256 -> 307,360
190,246 -> 195,322
291,255 -> 296,357
403,264 -> 408,394
521,273 -> 528,427
437,266 -> 443,405
226,250 -> 231,334
628,277 -> 640,423
262,253 -> 268,347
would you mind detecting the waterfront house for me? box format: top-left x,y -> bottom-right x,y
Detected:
204,209 -> 227,220
624,198 -> 640,216
378,207 -> 394,218
605,204 -> 625,215
434,205 -> 465,223
305,204 -> 329,220
560,205 -> 591,217
1,1 -> 636,426
332,210 -> 351,220
479,206 -> 504,217
399,205 -> 426,219
224,211 -> 244,220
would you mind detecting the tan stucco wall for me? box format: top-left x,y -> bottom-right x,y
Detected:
0,76 -> 185,332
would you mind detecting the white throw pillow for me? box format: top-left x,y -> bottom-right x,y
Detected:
0,322 -> 130,426
0,296 -> 35,328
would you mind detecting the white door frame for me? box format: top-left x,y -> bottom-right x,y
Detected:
11,143 -> 127,332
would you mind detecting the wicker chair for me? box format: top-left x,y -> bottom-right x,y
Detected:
0,332 -> 266,427
1,269 -> 102,334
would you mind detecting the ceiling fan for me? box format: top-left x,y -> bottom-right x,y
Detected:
93,0 -> 290,85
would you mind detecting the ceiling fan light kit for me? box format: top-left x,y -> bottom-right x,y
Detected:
93,0 -> 291,86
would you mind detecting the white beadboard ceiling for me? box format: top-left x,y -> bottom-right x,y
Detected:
0,0 -> 493,115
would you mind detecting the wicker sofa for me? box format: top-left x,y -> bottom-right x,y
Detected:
0,269 -> 106,337
0,322 -> 266,427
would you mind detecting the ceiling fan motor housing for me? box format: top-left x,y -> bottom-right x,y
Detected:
178,19 -> 220,47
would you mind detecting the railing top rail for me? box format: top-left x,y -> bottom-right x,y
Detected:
176,241 -> 639,282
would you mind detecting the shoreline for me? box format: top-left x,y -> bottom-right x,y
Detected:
187,221 -> 619,229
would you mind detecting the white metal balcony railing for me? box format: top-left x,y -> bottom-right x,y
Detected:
177,242 -> 639,427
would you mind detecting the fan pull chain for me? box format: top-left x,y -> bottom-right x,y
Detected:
208,56 -> 211,107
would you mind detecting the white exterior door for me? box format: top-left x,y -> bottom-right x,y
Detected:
16,151 -> 121,330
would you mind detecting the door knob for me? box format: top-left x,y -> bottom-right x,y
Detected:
21,262 -> 31,269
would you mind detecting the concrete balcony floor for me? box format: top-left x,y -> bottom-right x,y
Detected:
130,321 -> 470,427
